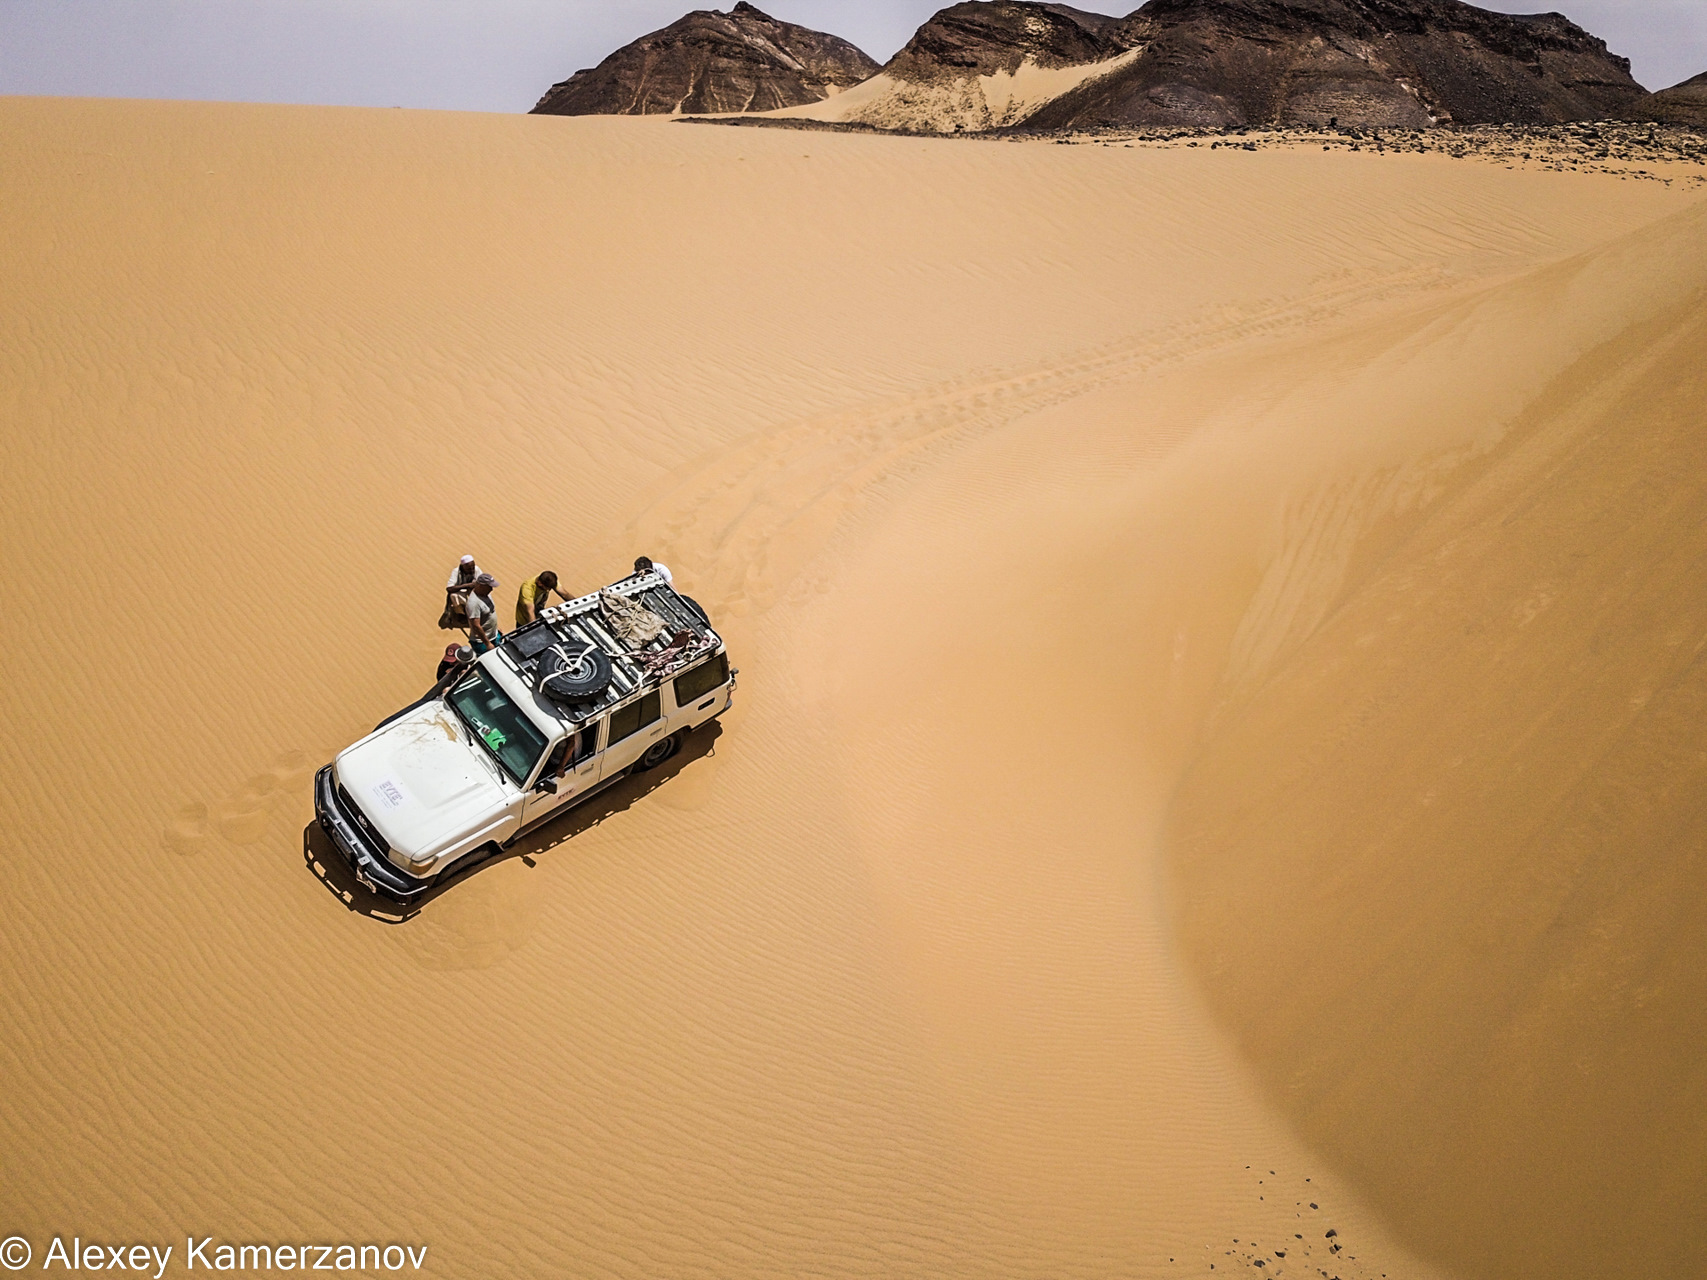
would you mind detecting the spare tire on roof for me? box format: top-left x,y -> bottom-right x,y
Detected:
537,642 -> 612,705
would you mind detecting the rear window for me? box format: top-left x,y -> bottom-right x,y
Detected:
673,653 -> 729,706
608,691 -> 661,745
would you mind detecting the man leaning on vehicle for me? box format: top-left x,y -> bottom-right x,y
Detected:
465,573 -> 502,652
517,570 -> 569,628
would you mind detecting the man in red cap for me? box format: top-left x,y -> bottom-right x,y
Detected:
437,643 -> 472,682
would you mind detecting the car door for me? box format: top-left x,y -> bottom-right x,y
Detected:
563,718 -> 606,797
519,736 -> 573,829
519,721 -> 604,828
603,690 -> 665,774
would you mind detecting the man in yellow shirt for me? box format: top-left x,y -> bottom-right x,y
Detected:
516,570 -> 570,628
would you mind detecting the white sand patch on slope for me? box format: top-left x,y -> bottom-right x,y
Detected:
773,47 -> 1143,133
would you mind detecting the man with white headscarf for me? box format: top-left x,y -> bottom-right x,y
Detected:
441,554 -> 481,630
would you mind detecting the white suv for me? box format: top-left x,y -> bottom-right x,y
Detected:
315,567 -> 734,904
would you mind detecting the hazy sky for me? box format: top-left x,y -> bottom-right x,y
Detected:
1,1 -> 1701,114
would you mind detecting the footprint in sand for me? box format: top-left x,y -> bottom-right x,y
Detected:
163,801 -> 211,856
214,775 -> 276,843
164,749 -> 316,851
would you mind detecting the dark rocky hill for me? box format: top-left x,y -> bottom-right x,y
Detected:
884,3 -> 1133,82
1032,0 -> 1647,129
531,3 -> 880,116
861,0 -> 1647,132
1635,72 -> 1707,129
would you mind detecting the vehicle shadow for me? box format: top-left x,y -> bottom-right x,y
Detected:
302,721 -> 723,923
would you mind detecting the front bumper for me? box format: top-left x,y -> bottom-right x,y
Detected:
314,765 -> 434,905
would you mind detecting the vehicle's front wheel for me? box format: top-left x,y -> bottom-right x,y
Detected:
634,732 -> 683,771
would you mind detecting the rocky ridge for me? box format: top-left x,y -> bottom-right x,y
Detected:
1028,0 -> 1650,131
1636,72 -> 1707,129
769,0 -> 1651,134
883,3 -> 1130,82
531,3 -> 879,117
534,1 -> 1689,138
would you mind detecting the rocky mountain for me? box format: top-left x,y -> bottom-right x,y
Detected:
786,0 -> 1648,133
1029,0 -> 1650,130
531,3 -> 880,117
1635,71 -> 1707,129
884,3 -> 1130,81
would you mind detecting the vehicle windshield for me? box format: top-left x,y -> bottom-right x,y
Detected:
445,668 -> 549,786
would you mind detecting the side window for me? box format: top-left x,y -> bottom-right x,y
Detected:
572,721 -> 600,764
608,691 -> 662,745
672,653 -> 729,707
541,739 -> 571,779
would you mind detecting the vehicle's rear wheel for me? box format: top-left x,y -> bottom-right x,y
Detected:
678,594 -> 710,627
635,731 -> 683,771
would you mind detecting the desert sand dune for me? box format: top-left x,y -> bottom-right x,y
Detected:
1,98 -> 1702,1278
1167,199 -> 1707,1280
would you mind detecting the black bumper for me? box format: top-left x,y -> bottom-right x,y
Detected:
314,765 -> 434,905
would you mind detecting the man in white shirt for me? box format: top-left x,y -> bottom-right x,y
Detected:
447,554 -> 481,590
633,555 -> 673,585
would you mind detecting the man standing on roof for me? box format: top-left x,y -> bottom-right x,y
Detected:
634,555 -> 673,585
441,554 -> 481,630
465,573 -> 502,653
516,570 -> 570,628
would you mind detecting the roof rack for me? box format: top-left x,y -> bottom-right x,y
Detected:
497,572 -> 719,722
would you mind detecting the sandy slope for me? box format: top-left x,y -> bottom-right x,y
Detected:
2,99 -> 1702,1279
770,50 -> 1144,133
1165,205 -> 1707,1279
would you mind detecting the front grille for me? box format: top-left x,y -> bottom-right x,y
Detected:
336,783 -> 391,855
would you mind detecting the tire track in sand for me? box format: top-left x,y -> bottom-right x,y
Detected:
610,263 -> 1457,617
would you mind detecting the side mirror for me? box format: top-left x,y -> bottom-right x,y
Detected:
536,776 -> 559,795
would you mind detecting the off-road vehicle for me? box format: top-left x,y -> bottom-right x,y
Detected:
315,566 -> 734,904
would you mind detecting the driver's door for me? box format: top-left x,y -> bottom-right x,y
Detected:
520,736 -> 573,829
520,720 -> 605,829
